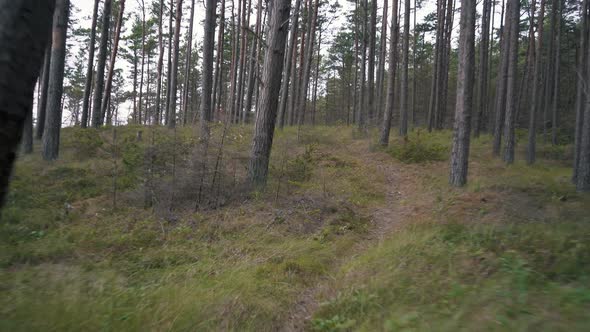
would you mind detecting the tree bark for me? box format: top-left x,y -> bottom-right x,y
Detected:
399,0 -> 410,136
42,0 -> 69,161
577,12 -> 590,191
527,0 -> 545,165
297,0 -> 319,126
474,0 -> 491,137
200,0 -> 216,139
81,0 -> 100,129
492,0 -> 511,155
574,0 -> 589,180
212,0 -> 225,121
155,0 -> 165,125
366,0 -> 377,124
100,0 -> 125,124
36,41 -> 52,138
550,0 -> 562,145
248,0 -> 291,187
91,0 -> 112,128
244,0 -> 263,121
502,0 -> 520,164
376,0 -> 388,121
183,0 -> 195,126
449,0 -> 476,187
167,0 -> 183,128
379,0 -> 400,146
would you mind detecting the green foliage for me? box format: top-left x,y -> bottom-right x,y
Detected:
285,144 -> 318,183
66,128 -> 104,159
387,132 -> 448,164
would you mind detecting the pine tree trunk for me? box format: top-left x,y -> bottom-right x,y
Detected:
576,18 -> 590,191
502,0 -> 520,164
155,0 -> 165,125
376,0 -> 388,122
379,0 -> 400,145
167,0 -> 183,128
427,0 -> 445,132
248,0 -> 291,187
449,0 -> 476,187
244,0 -> 263,121
527,0 -> 545,165
182,0 -> 195,126
0,0 -> 55,210
138,0 -> 146,125
100,0 -> 125,124
91,0 -> 112,128
212,0 -> 225,121
358,0 -> 368,131
297,0 -> 319,126
367,0 -> 377,124
474,0 -> 491,137
492,0 -> 511,155
81,0 -> 99,129
42,0 -> 70,161
164,0 -> 174,125
200,0 -> 216,139
399,0 -> 410,136
573,0 -> 589,180
550,0 -> 562,146
36,41 -> 52,138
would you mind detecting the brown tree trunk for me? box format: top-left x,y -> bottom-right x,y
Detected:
182,0 -> 195,126
502,0 -> 520,164
379,0 -> 400,145
248,0 -> 291,187
212,0 -> 225,121
297,0 -> 319,126
527,0 -> 545,165
399,0 -> 410,136
474,0 -> 491,137
449,0 -> 476,186
376,0 -> 388,121
81,0 -> 99,129
550,0 -> 562,145
100,0 -> 125,124
167,0 -> 183,128
492,0 -> 511,155
91,0 -> 112,128
573,0 -> 589,180
244,0 -> 263,122
155,0 -> 165,125
36,41 -> 52,138
200,0 -> 216,139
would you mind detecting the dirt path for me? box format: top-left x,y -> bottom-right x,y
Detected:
280,147 -> 416,331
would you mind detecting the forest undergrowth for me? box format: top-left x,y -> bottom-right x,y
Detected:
1,125 -> 589,331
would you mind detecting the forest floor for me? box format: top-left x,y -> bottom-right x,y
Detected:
1,125 -> 590,331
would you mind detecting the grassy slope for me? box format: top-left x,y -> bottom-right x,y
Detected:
1,126 -> 589,331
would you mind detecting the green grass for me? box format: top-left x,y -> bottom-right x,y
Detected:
1,126 -> 589,331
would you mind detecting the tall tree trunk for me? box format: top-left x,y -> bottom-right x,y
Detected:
474,0 -> 491,137
227,0 -> 241,123
399,0 -> 410,136
167,0 -> 183,128
449,0 -> 476,186
100,0 -> 125,124
427,0 -> 445,132
492,0 -> 511,155
437,0 -> 454,129
297,0 -> 319,126
248,0 -> 291,187
527,0 -> 545,165
366,0 -> 377,124
182,0 -> 195,126
287,21 -> 300,127
42,0 -> 69,160
81,0 -> 100,129
376,0 -> 388,122
278,0 -> 299,129
164,0 -> 174,125
502,0 -> 520,164
574,0 -> 589,180
542,0 -> 558,143
312,27 -> 322,126
550,0 -> 562,145
576,10 -> 590,191
200,0 -> 216,139
91,0 -> 112,128
36,41 -> 52,138
244,0 -> 263,122
155,0 -> 165,125
212,0 -> 225,121
411,0 -> 417,128
0,0 -> 55,210
138,0 -> 146,125
237,0 -> 251,123
379,0 -> 400,145
358,0 -> 368,131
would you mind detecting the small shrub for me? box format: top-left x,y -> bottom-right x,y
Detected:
285,144 -> 318,183
69,128 -> 104,159
387,135 -> 447,164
